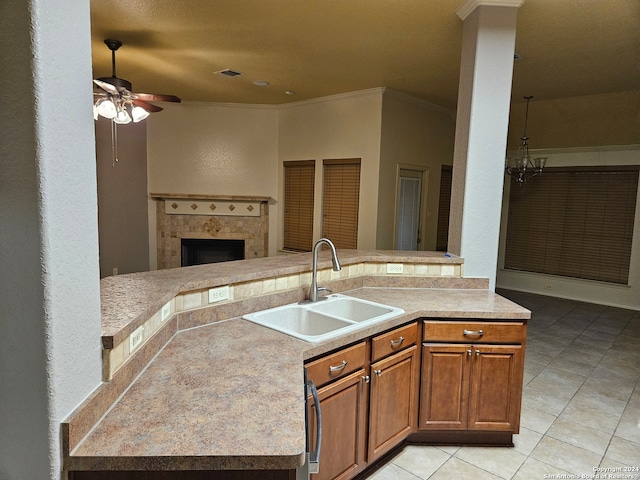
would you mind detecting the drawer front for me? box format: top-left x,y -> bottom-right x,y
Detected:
423,320 -> 524,344
306,341 -> 367,388
371,322 -> 418,362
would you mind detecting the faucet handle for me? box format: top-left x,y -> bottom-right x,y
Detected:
317,286 -> 333,295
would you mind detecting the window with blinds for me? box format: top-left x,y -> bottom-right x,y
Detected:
505,166 -> 639,284
322,159 -> 361,249
283,160 -> 315,252
436,165 -> 453,252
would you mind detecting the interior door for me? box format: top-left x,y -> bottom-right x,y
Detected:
395,168 -> 425,250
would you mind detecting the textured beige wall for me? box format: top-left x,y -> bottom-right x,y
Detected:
378,91 -> 456,250
507,91 -> 640,150
146,102 -> 279,255
96,118 -> 150,277
277,89 -> 384,249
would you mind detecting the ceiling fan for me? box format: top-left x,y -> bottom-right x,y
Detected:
93,39 -> 181,124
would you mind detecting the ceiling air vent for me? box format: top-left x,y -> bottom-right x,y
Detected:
216,69 -> 243,77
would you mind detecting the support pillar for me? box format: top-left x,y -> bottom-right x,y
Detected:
448,0 -> 524,289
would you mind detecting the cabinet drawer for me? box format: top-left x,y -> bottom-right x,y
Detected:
306,341 -> 367,388
371,322 -> 418,362
423,320 -> 524,344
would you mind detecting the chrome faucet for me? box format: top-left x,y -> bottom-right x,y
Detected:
307,238 -> 341,302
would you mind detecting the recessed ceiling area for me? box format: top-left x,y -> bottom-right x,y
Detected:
90,0 -> 639,111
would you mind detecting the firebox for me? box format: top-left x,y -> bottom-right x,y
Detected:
181,239 -> 245,267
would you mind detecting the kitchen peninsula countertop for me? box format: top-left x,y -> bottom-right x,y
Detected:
65,284 -> 530,472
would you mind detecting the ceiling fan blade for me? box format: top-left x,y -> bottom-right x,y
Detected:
133,92 -> 181,103
93,78 -> 119,95
132,99 -> 163,113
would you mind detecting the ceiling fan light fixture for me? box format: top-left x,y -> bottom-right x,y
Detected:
132,105 -> 150,122
113,106 -> 132,125
96,97 -> 117,119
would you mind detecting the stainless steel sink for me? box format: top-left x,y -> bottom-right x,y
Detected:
243,294 -> 405,343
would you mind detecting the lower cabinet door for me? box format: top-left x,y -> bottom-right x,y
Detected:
368,345 -> 418,461
308,369 -> 368,480
419,344 -> 469,430
468,344 -> 524,432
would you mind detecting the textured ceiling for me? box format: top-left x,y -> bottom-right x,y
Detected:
90,0 -> 640,109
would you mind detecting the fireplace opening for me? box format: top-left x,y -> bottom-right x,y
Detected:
181,239 -> 245,267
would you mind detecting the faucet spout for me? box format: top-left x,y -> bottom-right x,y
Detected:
308,238 -> 341,302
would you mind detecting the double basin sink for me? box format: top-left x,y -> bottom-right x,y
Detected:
243,294 -> 405,343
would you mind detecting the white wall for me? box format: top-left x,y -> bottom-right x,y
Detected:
146,102 -> 279,258
0,0 -> 103,478
378,90 -> 456,250
278,89 -> 384,249
497,146 -> 640,310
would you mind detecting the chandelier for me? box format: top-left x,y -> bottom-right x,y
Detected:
505,96 -> 547,183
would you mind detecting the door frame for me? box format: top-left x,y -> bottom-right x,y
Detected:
393,164 -> 429,251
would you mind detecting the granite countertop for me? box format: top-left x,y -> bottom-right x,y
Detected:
66,286 -> 530,472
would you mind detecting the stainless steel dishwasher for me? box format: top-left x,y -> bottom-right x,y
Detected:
297,368 -> 322,480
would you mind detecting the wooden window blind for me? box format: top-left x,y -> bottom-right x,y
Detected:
283,160 -> 315,252
322,159 -> 361,249
505,166 -> 639,284
436,165 -> 453,252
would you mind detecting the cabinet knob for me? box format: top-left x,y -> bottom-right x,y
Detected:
476,350 -> 480,356
362,375 -> 370,384
467,349 -> 472,356
374,369 -> 382,377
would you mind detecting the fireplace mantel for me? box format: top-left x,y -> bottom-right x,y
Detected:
150,193 -> 272,203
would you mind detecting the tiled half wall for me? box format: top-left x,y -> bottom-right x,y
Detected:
101,261 -> 472,381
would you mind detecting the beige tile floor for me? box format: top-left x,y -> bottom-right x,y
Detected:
365,290 -> 640,480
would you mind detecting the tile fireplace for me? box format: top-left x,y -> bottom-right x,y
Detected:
152,194 -> 271,269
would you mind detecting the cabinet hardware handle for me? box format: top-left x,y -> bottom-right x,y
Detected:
463,329 -> 484,336
362,375 -> 370,384
374,369 -> 382,377
329,360 -> 347,372
476,350 -> 480,356
390,336 -> 405,346
467,349 -> 472,356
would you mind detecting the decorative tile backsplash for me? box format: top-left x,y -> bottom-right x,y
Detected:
101,259 -> 464,381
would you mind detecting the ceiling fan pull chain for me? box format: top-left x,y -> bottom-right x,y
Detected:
111,120 -> 119,167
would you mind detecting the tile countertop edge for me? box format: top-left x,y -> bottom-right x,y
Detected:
64,288 -> 530,473
64,453 -> 307,472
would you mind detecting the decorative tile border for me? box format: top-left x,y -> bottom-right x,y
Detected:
165,199 -> 262,217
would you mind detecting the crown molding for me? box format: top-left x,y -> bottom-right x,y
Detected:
382,88 -> 456,121
457,0 -> 526,21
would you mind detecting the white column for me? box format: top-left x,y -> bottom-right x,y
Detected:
0,0 -> 102,478
448,0 -> 523,290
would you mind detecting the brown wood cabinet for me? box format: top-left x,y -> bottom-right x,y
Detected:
368,344 -> 418,461
419,320 -> 526,439
305,323 -> 419,480
306,341 -> 369,480
308,369 -> 369,480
